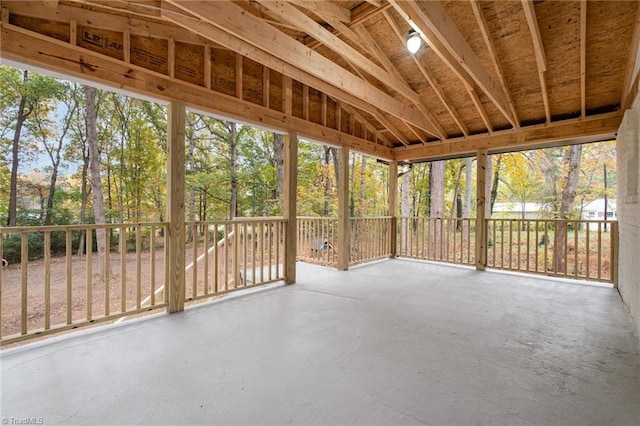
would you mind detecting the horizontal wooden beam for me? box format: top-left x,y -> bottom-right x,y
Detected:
395,113 -> 623,161
164,0 -> 439,135
0,25 -> 393,159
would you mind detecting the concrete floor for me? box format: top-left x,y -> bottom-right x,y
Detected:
2,260 -> 639,425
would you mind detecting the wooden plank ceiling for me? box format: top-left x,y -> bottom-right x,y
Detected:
1,0 -> 638,162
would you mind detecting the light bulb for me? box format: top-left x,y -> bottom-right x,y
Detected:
406,30 -> 422,54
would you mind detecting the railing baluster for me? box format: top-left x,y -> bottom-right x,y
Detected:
120,227 -> 126,313
45,232 -> 51,330
136,225 -> 142,309
585,224 -> 590,279
203,225 -> 209,293
151,225 -> 156,305
66,230 -> 73,324
597,222 -> 602,280
21,233 -> 28,335
86,228 -> 93,321
192,223 -> 198,298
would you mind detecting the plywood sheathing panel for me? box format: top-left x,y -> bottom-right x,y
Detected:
210,47 -> 236,97
292,80 -> 304,119
586,1 -> 637,114
76,26 -> 124,61
130,34 -> 168,76
482,1 -> 544,126
534,1 -> 581,120
9,15 -> 69,43
308,87 -> 323,125
269,70 -> 283,113
242,57 -> 264,106
442,1 -> 510,131
175,42 -> 204,87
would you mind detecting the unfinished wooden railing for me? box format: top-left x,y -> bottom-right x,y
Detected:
296,217 -> 338,267
349,217 -> 392,265
397,217 -> 477,266
0,223 -> 168,345
485,219 -> 618,283
184,218 -> 286,302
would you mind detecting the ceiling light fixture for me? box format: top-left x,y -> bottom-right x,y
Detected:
406,30 -> 422,54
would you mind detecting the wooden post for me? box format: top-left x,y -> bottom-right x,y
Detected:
283,131 -> 298,284
388,160 -> 398,258
611,221 -> 619,288
337,147 -> 350,270
476,149 -> 488,271
167,101 -> 186,312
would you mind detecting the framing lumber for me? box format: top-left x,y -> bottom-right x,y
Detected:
388,160 -> 398,258
0,25 -> 392,159
289,0 -> 351,24
470,0 -> 519,128
283,131 -> 297,284
621,2 -> 640,111
163,0 -> 439,135
395,113 -> 622,162
521,0 -> 551,123
389,0 -> 516,127
475,149 -> 488,271
167,101 -> 186,312
337,147 -> 350,271
580,0 -> 587,118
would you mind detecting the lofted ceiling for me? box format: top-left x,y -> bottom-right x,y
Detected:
1,0 -> 639,162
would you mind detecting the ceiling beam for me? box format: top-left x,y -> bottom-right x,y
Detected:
395,113 -> 622,162
163,0 -> 440,136
382,10 -> 469,137
621,1 -> 640,111
0,24 -> 393,159
288,1 -> 351,24
389,0 -> 516,128
256,0 -> 422,106
470,0 -> 519,128
521,0 -> 550,123
580,0 -> 587,118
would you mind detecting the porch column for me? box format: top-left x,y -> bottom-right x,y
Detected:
167,101 -> 186,312
475,149 -> 488,271
388,160 -> 398,258
283,131 -> 298,284
337,147 -> 350,270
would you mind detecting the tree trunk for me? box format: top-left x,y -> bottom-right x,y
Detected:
273,133 -> 284,197
554,145 -> 583,273
85,86 -> 110,279
7,70 -> 30,227
490,155 -> 502,215
357,156 -> 367,217
448,162 -> 465,231
430,161 -> 445,256
323,146 -> 331,216
400,168 -> 410,252
463,157 -> 473,242
77,151 -> 90,256
229,122 -> 238,219
187,126 -> 196,243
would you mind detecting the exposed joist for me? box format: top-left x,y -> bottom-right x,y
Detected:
0,25 -> 392,159
395,113 -> 622,162
256,0 -> 422,107
162,0 -> 440,135
389,0 -> 516,128
521,0 -> 550,123
470,0 -> 519,128
621,1 -> 640,111
337,103 -> 391,147
382,10 -> 469,136
373,112 -> 410,146
580,0 -> 587,117
289,0 -> 351,24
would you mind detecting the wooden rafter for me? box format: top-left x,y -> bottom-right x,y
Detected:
621,1 -> 640,111
389,0 -> 516,128
162,0 -> 439,136
382,10 -> 469,137
470,0 -> 519,128
256,1 -> 421,106
395,113 -> 622,162
338,103 -> 392,147
373,112 -> 410,147
0,22 -> 392,159
521,0 -> 550,123
288,0 -> 351,24
580,0 -> 587,117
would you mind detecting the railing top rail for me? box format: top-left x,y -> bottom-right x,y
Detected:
297,216 -> 338,220
186,217 -> 286,226
486,218 -> 618,224
0,222 -> 169,233
350,216 -> 393,220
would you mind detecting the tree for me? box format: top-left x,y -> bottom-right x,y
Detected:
85,85 -> 109,278
554,144 -> 583,272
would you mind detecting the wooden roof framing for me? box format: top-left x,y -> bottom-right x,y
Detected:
1,0 -> 638,162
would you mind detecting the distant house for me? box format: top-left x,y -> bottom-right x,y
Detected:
492,202 -> 548,220
581,199 -> 616,230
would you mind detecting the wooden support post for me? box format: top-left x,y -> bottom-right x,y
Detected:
388,160 -> 398,258
611,221 -> 619,288
337,147 -> 350,270
476,149 -> 488,271
283,131 -> 298,284
167,101 -> 186,312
